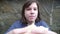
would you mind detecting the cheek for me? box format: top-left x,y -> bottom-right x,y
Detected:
25,11 -> 30,16
35,11 -> 38,16
24,11 -> 30,18
36,11 -> 38,15
24,11 -> 31,21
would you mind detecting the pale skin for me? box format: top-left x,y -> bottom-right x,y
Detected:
7,2 -> 57,34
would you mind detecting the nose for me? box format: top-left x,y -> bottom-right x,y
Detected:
30,9 -> 34,14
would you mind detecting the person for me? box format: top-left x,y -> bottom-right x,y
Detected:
5,0 -> 57,34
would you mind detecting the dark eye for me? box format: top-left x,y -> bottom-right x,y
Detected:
26,8 -> 31,11
34,8 -> 36,10
34,8 -> 37,11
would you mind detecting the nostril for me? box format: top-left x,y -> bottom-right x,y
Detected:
31,13 -> 34,14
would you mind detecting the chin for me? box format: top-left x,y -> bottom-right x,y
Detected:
28,19 -> 36,22
29,20 -> 35,22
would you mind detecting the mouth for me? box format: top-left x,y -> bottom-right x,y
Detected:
29,16 -> 35,19
29,16 -> 35,17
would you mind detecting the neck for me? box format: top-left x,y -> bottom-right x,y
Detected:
27,21 -> 35,26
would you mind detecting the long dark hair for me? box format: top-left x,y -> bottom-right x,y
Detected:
21,0 -> 41,24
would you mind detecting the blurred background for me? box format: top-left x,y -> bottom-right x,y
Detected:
0,0 -> 60,34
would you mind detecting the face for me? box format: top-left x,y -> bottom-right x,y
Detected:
24,2 -> 38,22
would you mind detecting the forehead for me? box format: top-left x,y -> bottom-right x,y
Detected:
28,2 -> 37,8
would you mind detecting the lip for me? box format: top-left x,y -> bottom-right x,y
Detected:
29,16 -> 35,17
29,16 -> 35,19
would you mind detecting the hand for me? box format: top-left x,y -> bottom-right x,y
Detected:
45,31 -> 57,34
24,25 -> 48,34
7,28 -> 27,34
7,25 -> 57,34
30,26 -> 48,34
6,24 -> 35,34
31,26 -> 57,34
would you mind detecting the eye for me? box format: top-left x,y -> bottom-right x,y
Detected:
26,8 -> 31,11
34,8 -> 37,11
34,8 -> 36,10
